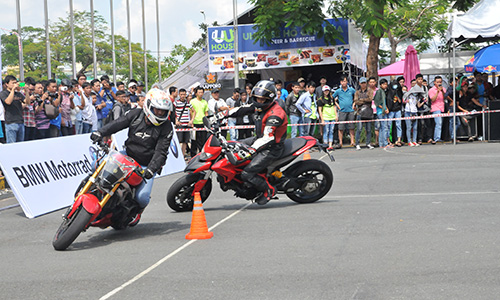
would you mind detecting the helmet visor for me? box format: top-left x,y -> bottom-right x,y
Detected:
153,107 -> 169,117
255,96 -> 267,104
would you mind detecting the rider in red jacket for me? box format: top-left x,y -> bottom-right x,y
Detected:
228,80 -> 288,205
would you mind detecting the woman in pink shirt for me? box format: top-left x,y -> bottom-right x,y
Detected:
428,76 -> 446,143
368,77 -> 379,146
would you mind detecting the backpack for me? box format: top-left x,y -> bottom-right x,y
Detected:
44,102 -> 60,120
103,102 -> 123,125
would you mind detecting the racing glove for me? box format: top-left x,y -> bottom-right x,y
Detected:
143,168 -> 155,180
90,131 -> 102,143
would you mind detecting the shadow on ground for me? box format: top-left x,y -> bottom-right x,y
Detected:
65,221 -> 189,251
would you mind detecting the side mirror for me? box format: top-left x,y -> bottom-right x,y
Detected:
89,146 -> 98,161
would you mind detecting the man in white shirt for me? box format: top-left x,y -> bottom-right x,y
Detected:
208,89 -> 228,137
225,88 -> 240,140
78,82 -> 96,133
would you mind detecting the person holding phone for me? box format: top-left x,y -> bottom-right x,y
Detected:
428,76 -> 447,144
99,75 -> 116,126
0,75 -> 29,143
60,79 -> 76,136
21,77 -> 37,141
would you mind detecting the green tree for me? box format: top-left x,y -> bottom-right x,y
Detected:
248,0 -> 343,46
161,44 -> 199,79
330,0 -> 479,76
192,21 -> 220,50
248,0 -> 481,78
1,10 -> 159,82
1,26 -> 48,79
51,10 -> 111,76
329,0 -> 399,78
384,0 -> 450,64
453,0 -> 480,11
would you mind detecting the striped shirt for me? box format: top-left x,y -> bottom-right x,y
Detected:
23,103 -> 36,127
174,100 -> 192,125
34,100 -> 51,130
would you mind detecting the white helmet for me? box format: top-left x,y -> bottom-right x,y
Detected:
143,88 -> 173,126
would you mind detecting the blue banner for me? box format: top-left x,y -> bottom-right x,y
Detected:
208,19 -> 349,55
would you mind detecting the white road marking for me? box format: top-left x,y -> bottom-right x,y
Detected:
0,203 -> 20,211
99,202 -> 252,300
332,190 -> 500,199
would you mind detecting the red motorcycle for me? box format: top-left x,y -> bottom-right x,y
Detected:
166,117 -> 334,212
52,143 -> 145,251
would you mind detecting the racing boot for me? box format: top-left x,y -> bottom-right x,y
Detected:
255,183 -> 276,205
128,208 -> 144,227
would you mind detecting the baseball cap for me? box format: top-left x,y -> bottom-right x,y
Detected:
359,77 -> 367,83
211,88 -> 220,94
137,81 -> 145,87
322,85 -> 331,91
128,82 -> 137,88
297,77 -> 305,83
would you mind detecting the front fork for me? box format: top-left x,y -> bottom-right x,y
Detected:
75,160 -> 107,200
65,160 -> 120,219
191,171 -> 212,195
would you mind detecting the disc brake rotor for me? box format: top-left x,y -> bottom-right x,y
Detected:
301,177 -> 320,194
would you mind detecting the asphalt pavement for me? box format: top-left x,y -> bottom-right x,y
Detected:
1,142 -> 499,300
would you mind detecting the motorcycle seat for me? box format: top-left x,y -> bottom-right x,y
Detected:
280,138 -> 307,158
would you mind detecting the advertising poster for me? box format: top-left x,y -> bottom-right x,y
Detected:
207,18 -> 351,72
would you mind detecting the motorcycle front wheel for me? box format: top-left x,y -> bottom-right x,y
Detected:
285,159 -> 333,203
166,173 -> 212,212
52,206 -> 93,251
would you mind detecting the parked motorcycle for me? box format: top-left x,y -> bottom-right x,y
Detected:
52,143 -> 145,251
166,117 -> 334,212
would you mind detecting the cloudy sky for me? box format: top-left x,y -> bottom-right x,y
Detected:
0,0 -> 253,58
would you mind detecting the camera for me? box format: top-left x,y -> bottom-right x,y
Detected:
48,92 -> 59,99
34,94 -> 43,103
61,86 -> 68,92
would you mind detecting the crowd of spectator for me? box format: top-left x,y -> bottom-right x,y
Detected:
277,71 -> 498,150
1,70 -> 497,158
0,74 -> 146,144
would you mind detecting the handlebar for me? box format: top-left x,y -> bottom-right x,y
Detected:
202,115 -> 255,165
97,140 -> 110,153
133,166 -> 146,179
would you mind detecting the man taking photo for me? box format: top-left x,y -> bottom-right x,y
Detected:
0,75 -> 29,143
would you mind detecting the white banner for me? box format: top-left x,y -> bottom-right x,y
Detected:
0,128 -> 185,218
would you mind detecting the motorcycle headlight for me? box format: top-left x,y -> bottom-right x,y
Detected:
199,151 -> 213,161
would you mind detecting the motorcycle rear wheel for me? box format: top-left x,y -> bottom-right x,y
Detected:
52,206 -> 93,251
166,173 -> 212,212
285,159 -> 333,203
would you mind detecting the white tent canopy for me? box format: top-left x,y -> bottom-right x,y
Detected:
446,0 -> 500,43
158,48 -> 234,91
445,0 -> 500,145
419,51 -> 475,75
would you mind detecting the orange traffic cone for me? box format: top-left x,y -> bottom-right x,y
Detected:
303,150 -> 311,160
185,192 -> 214,240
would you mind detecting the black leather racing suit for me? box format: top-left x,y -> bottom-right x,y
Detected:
98,109 -> 174,174
228,101 -> 288,193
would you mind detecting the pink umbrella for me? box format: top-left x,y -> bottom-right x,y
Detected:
403,45 -> 420,89
378,59 -> 405,76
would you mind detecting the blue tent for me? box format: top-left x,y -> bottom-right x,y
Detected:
464,43 -> 500,73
